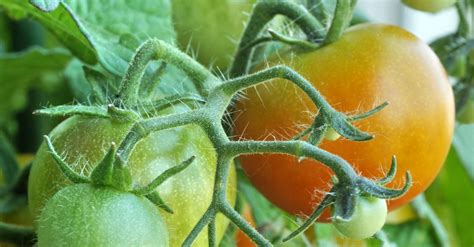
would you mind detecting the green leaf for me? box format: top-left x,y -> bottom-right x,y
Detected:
0,0 -> 176,76
29,0 -> 60,12
0,14 -> 11,53
383,220 -> 437,247
0,0 -> 97,63
63,0 -> 175,75
0,132 -> 19,185
425,147 -> 474,247
1,0 -> 176,75
452,124 -> 474,180
0,47 -> 71,130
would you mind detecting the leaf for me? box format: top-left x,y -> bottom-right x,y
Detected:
0,47 -> 71,130
1,0 -> 176,75
0,194 -> 26,214
0,132 -> 19,185
0,0 -> 97,63
0,14 -> 11,53
425,147 -> 474,247
29,0 -> 60,12
452,124 -> 474,181
383,220 -> 437,247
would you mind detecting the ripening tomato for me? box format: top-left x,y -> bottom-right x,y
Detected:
172,0 -> 256,69
402,0 -> 456,13
233,24 -> 454,221
29,106 -> 237,246
333,197 -> 387,240
37,184 -> 168,247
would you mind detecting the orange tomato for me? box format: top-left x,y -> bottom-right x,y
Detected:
233,24 -> 454,221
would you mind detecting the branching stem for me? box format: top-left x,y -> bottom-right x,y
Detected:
118,39 -> 219,105
229,0 -> 325,77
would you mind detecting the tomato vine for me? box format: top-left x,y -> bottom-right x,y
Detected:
0,0 -> 425,246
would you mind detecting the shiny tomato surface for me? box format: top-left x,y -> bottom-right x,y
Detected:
234,24 -> 454,221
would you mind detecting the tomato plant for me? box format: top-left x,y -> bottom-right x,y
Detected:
234,23 -> 454,221
402,0 -> 457,13
172,0 -> 256,69
29,109 -> 237,246
37,183 -> 168,246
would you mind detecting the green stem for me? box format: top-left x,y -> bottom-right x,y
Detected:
229,0 -> 325,77
118,39 -> 218,106
219,65 -> 333,112
324,0 -> 354,45
0,222 -> 36,245
133,156 -> 195,195
182,207 -> 216,246
220,203 -> 271,246
226,140 -> 357,183
116,111 -> 201,164
457,2 -> 469,36
208,217 -> 216,247
412,194 -> 449,247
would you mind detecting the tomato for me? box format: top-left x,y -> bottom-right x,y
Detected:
333,197 -> 387,240
233,24 -> 454,221
172,0 -> 256,69
37,183 -> 168,246
402,0 -> 456,13
29,106 -> 237,246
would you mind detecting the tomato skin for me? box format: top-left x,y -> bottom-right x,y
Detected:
234,24 -> 454,221
172,0 -> 255,69
402,0 -> 456,13
29,109 -> 237,246
37,184 -> 168,247
333,197 -> 387,240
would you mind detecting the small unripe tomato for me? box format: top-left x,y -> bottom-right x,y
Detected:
402,0 -> 456,13
333,197 -> 387,240
37,184 -> 168,247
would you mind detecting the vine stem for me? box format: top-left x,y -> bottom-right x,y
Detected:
115,111 -> 202,164
117,39 -> 219,106
225,140 -> 357,182
229,0 -> 325,77
323,0 -> 356,45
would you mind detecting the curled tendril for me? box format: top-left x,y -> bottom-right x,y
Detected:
378,155 -> 397,185
357,172 -> 412,199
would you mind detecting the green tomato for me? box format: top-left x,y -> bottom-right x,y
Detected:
29,107 -> 237,246
333,197 -> 387,240
37,183 -> 168,247
402,0 -> 456,13
172,0 -> 256,69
